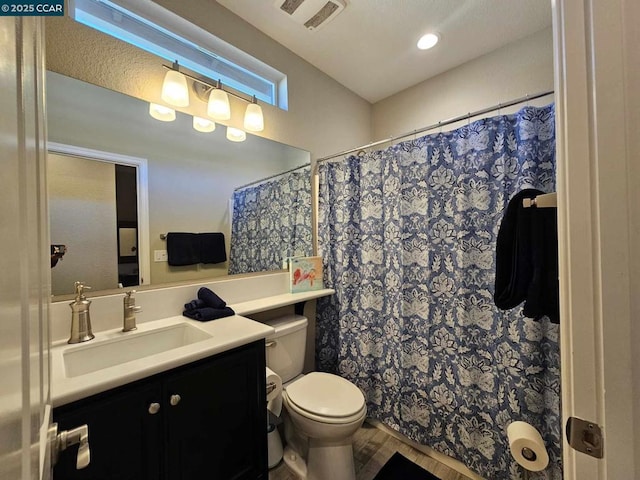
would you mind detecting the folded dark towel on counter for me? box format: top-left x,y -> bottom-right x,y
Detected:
199,232 -> 227,264
182,306 -> 235,322
494,189 -> 559,324
184,299 -> 206,311
197,287 -> 226,309
166,232 -> 200,266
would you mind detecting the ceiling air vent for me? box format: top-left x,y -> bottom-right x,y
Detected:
274,0 -> 346,31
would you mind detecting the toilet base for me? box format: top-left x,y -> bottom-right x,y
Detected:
267,427 -> 283,469
283,445 -> 307,479
283,437 -> 356,480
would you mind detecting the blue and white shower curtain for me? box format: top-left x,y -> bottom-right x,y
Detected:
228,165 -> 312,274
316,105 -> 560,479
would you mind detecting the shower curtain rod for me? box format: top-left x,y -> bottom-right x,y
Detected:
316,90 -> 554,164
233,162 -> 310,191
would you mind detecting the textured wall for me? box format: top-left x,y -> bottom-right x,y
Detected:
44,0 -> 372,160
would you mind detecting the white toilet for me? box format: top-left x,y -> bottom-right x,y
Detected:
264,314 -> 366,480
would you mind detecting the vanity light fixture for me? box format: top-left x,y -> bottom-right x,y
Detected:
207,81 -> 231,121
149,103 -> 176,122
158,61 -> 266,139
226,127 -> 247,142
193,116 -> 216,133
243,96 -> 264,132
161,61 -> 189,107
417,33 -> 440,50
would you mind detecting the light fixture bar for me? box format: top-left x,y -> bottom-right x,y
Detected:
161,63 -> 256,105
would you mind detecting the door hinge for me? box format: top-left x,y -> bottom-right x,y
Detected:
566,417 -> 603,459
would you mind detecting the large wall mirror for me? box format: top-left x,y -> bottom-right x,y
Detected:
47,71 -> 312,297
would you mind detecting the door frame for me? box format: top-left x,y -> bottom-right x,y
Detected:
0,16 -> 51,480
47,142 -> 151,288
553,0 -> 638,478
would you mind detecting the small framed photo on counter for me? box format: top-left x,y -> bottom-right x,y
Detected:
289,256 -> 323,293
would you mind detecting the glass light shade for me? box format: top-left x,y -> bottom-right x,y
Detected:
161,70 -> 189,107
243,102 -> 264,132
226,127 -> 246,142
417,33 -> 439,50
149,103 -> 176,122
207,88 -> 231,120
193,116 -> 216,133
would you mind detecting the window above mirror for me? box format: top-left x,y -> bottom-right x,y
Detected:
72,0 -> 288,108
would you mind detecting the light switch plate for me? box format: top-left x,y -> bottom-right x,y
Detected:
154,250 -> 168,262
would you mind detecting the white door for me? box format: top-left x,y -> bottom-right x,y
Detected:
0,17 -> 52,480
553,0 -> 639,478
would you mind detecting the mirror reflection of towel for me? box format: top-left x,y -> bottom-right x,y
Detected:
167,232 -> 199,266
199,233 -> 226,264
494,189 -> 559,324
166,232 -> 226,266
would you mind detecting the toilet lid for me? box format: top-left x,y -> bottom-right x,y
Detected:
285,372 -> 365,418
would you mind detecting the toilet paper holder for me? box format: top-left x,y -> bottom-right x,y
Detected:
266,381 -> 278,395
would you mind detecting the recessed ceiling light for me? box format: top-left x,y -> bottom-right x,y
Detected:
417,33 -> 439,50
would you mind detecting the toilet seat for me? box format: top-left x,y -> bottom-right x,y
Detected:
284,372 -> 366,424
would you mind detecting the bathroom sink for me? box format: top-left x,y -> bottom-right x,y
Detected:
63,323 -> 213,378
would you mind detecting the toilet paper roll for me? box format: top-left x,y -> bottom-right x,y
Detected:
507,421 -> 549,472
266,367 -> 283,416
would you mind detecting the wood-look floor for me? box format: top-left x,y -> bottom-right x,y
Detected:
268,422 -> 471,480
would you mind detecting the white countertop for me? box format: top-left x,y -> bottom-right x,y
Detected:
51,315 -> 274,407
50,285 -> 336,408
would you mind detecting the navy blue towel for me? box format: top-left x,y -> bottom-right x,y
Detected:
197,287 -> 226,309
166,232 -> 199,266
182,306 -> 235,322
494,189 -> 559,323
524,206 -> 560,323
494,189 -> 540,309
184,299 -> 206,311
199,233 -> 227,264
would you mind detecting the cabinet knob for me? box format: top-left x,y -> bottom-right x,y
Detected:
148,402 -> 161,414
170,394 -> 181,406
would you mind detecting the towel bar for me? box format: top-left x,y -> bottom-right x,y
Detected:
522,192 -> 557,208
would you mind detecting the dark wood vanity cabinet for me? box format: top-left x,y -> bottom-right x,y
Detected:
53,340 -> 267,480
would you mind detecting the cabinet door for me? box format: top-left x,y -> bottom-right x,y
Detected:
164,341 -> 267,480
53,380 -> 163,480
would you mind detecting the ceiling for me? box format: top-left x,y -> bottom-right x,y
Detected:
216,0 -> 552,103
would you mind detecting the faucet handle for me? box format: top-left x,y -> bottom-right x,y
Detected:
123,291 -> 141,333
124,291 -> 141,310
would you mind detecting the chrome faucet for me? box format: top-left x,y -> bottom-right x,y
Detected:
123,290 -> 142,332
68,282 -> 94,344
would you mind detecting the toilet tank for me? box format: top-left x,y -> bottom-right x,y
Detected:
263,314 -> 308,383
